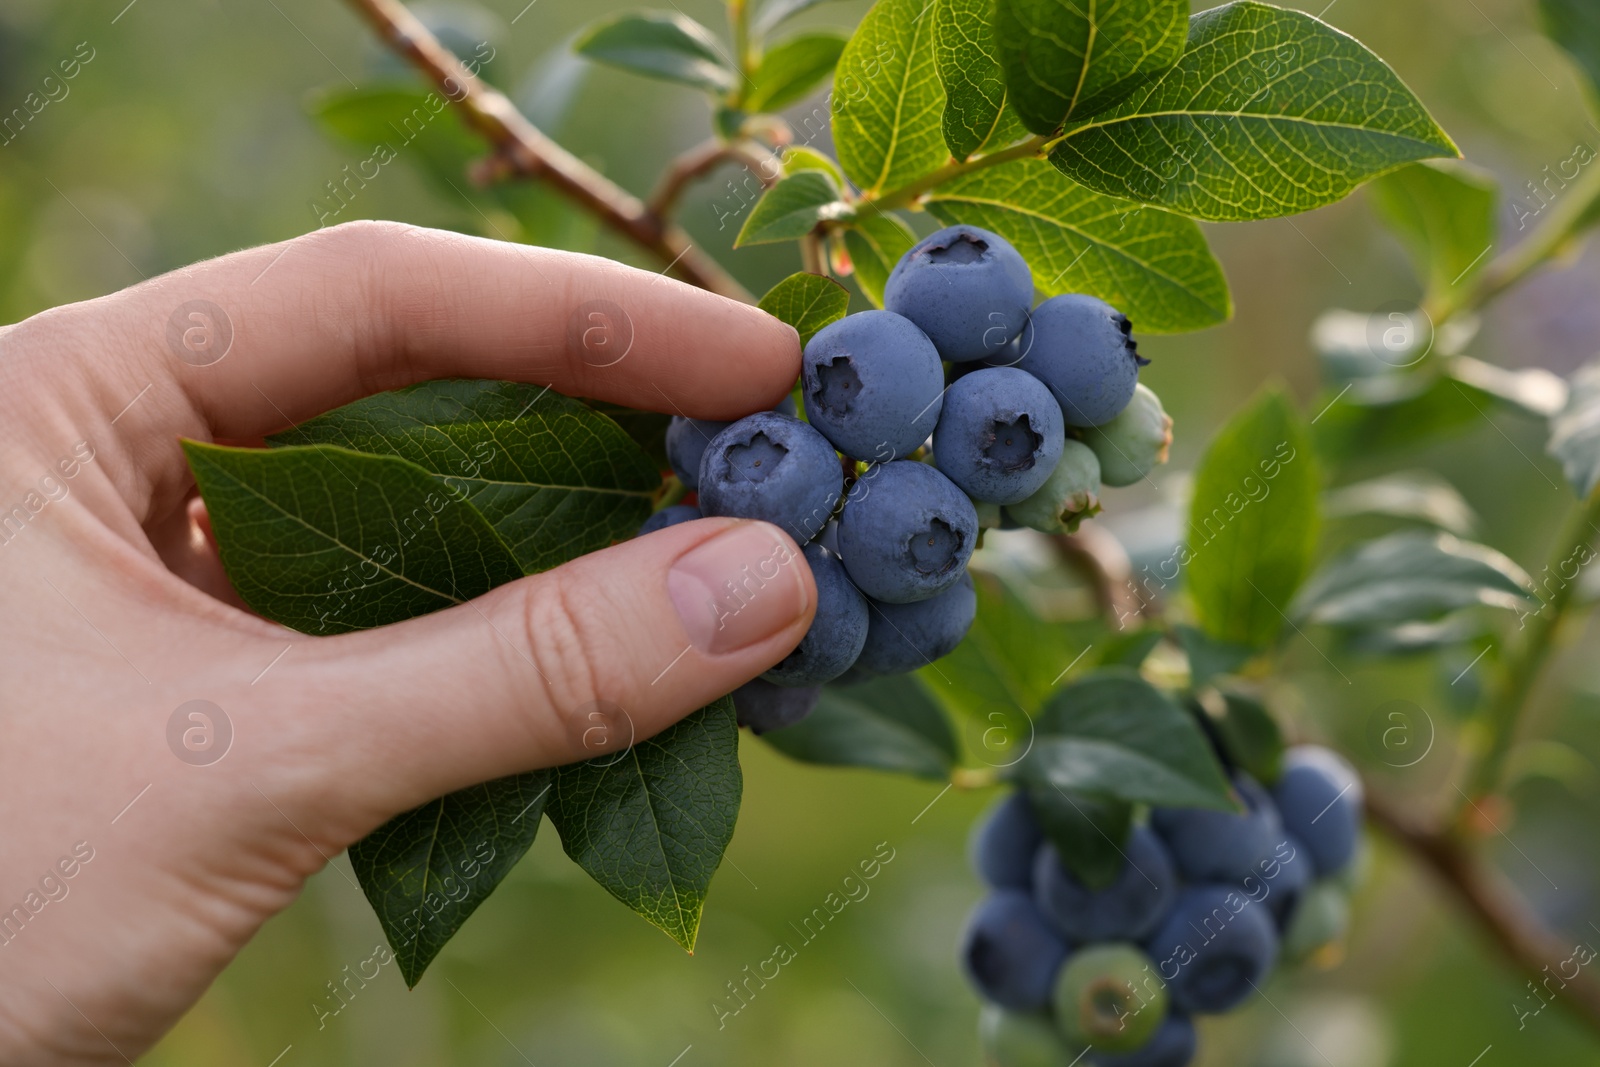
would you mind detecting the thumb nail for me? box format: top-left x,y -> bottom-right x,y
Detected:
667,521 -> 810,654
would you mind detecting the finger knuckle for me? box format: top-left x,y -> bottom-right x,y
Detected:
513,573 -> 619,750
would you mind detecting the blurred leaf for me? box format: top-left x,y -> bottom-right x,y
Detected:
758,271 -> 851,345
1540,0 -> 1600,100
1019,670 -> 1234,809
761,675 -> 958,778
843,210 -> 919,306
183,441 -> 522,634
1174,623 -> 1254,689
925,158 -> 1231,333
1097,628 -> 1163,669
832,0 -> 947,195
1205,691 -> 1284,785
308,86 -> 482,191
929,572 -> 1099,762
1187,388 -> 1320,648
935,0 -> 1028,159
736,170 -> 848,245
1451,355 -> 1568,418
1549,359 -> 1600,497
755,0 -> 844,36
547,698 -> 741,952
273,381 -> 658,574
1293,530 -> 1534,627
1323,470 -> 1477,536
1368,160 -> 1497,302
1023,784 -> 1132,890
574,12 -> 737,94
1048,3 -> 1458,221
351,772 -> 550,987
747,32 -> 847,111
1345,613 -> 1483,655
995,0 -> 1185,134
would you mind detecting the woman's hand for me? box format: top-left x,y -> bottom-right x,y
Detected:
0,221 -> 814,1064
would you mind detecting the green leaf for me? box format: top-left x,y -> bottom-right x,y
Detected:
1292,530 -> 1534,627
1540,0 -> 1600,101
1368,160 -> 1497,303
929,573 -> 1101,763
995,0 -> 1187,134
832,0 -> 949,195
935,0 -> 1027,159
350,772 -> 551,987
271,380 -> 659,575
182,441 -> 523,635
586,400 -> 672,469
736,170 -> 848,246
755,0 -> 843,36
760,675 -> 958,778
1323,470 -> 1477,536
1097,628 -> 1163,669
1549,359 -> 1600,498
925,158 -> 1231,333
546,698 -> 741,952
842,210 -> 919,306
1174,623 -> 1254,689
1203,691 -> 1284,785
574,12 -> 737,94
1048,2 -> 1459,221
783,145 -> 847,182
1019,670 -> 1235,809
1187,387 -> 1319,648
307,87 -> 482,193
1022,784 -> 1132,890
747,32 -> 848,111
758,271 -> 851,345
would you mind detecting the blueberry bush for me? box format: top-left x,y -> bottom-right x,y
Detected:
183,0 -> 1600,1059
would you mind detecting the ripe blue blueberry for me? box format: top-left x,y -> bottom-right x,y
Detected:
960,889 -> 1070,1011
762,543 -> 868,687
885,224 -> 1033,363
1005,440 -> 1101,534
638,504 -> 701,536
802,311 -> 945,460
1272,746 -> 1363,877
732,678 -> 821,734
855,571 -> 977,675
971,791 -> 1044,890
1014,294 -> 1144,428
1086,1014 -> 1197,1067
837,460 -> 978,603
1083,384 -> 1172,487
698,411 -> 844,543
1144,885 -> 1279,1014
1034,826 -> 1178,944
933,367 -> 1067,505
978,1004 -> 1079,1067
1261,835 -> 1313,929
1152,774 -> 1283,883
666,417 -> 730,490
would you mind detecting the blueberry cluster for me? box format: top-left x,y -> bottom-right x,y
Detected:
643,226 -> 1173,733
962,745 -> 1363,1066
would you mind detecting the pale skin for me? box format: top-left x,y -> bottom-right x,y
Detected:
0,221 -> 816,1064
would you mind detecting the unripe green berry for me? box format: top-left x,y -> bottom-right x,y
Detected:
1083,384 -> 1171,487
1005,440 -> 1101,534
978,1004 -> 1082,1067
1051,943 -> 1167,1054
1283,880 -> 1351,966
974,498 -> 1004,530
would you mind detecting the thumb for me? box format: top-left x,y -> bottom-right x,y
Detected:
296,517 -> 814,812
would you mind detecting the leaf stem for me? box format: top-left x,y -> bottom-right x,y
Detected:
1430,157 -> 1600,324
648,137 -> 779,219
863,135 -> 1052,213
800,232 -> 828,275
1455,483 -> 1600,818
728,0 -> 755,87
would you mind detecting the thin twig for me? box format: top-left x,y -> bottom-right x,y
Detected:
1367,789 -> 1600,1036
345,0 -> 751,301
647,137 -> 781,219
1052,525 -> 1146,628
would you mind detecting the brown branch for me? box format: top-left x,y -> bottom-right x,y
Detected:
648,138 -> 780,219
1052,524 -> 1146,628
345,0 -> 751,302
1366,789 -> 1600,1037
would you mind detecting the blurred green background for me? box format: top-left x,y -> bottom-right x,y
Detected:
6,0 -> 1600,1063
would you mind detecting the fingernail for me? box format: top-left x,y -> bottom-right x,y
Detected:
668,521 -> 810,654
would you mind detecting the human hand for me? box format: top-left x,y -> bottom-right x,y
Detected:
0,221 -> 814,1064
